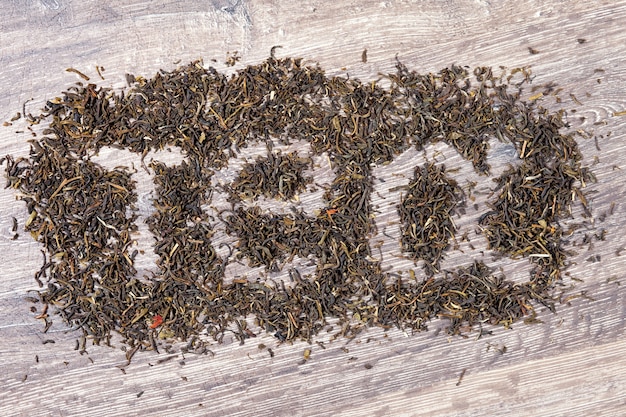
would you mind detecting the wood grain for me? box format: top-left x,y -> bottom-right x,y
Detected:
1,1 -> 625,416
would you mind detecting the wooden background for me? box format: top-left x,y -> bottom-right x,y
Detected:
1,1 -> 625,416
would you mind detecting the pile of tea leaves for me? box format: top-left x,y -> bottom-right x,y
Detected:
4,57 -> 593,357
